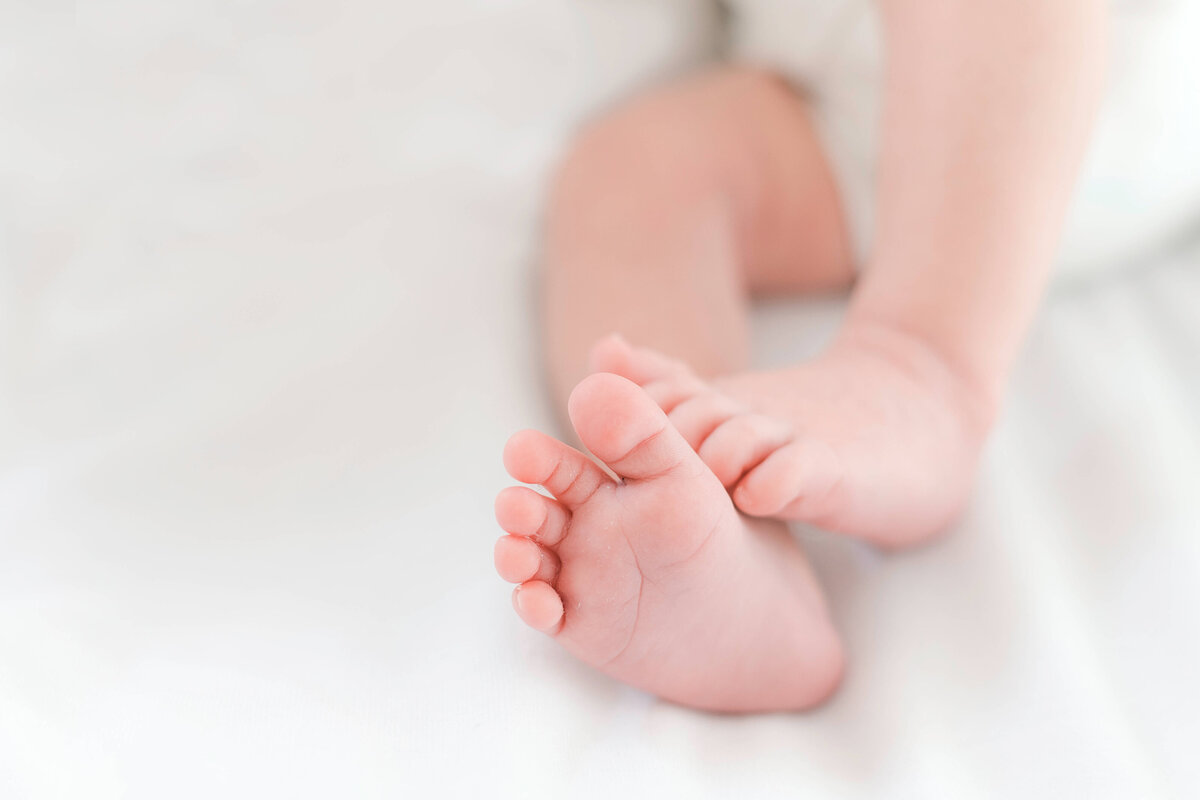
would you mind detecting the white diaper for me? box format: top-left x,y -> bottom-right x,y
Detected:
724,0 -> 1200,280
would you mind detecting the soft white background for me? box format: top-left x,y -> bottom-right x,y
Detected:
1,2 -> 1198,797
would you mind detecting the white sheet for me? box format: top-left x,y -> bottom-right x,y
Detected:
2,2 -> 1198,797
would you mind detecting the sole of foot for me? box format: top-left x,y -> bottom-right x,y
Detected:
495,372 -> 844,713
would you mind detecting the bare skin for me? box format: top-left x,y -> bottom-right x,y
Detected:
496,1 -> 1106,711
496,373 -> 843,712
589,330 -> 989,547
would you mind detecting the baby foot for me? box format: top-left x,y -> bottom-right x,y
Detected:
494,373 -> 844,712
590,332 -> 992,547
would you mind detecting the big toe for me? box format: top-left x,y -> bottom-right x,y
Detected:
567,373 -> 698,482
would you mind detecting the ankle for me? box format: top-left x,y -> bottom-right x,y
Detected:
832,317 -> 1001,438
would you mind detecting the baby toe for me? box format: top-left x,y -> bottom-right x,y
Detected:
494,485 -> 571,546
668,392 -> 744,451
588,334 -> 690,386
734,438 -> 842,520
512,580 -> 564,633
642,374 -> 709,415
502,429 -> 611,509
495,535 -> 561,584
568,373 -> 697,482
697,413 -> 793,487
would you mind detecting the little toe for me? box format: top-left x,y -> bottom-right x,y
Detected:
494,485 -> 570,546
697,414 -> 794,488
667,392 -> 744,451
567,373 -> 699,481
494,535 -> 561,584
512,580 -> 564,633
503,429 -> 613,508
734,438 -> 843,519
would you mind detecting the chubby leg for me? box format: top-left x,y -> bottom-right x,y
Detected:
542,67 -> 853,408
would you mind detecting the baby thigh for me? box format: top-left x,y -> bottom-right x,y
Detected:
544,67 -> 855,398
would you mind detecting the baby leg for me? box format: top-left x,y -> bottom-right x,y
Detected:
551,70 -> 990,547
492,68 -> 854,711
542,66 -> 853,409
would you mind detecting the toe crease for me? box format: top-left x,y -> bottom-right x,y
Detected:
614,426 -> 680,480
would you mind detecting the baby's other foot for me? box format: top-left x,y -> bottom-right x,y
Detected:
494,373 -> 843,712
590,331 -> 992,548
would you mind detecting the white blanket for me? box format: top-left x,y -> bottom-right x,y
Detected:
2,2 -> 1198,797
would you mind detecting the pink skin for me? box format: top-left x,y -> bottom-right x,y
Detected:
494,373 -> 844,713
498,1 -> 1105,711
589,332 -> 992,547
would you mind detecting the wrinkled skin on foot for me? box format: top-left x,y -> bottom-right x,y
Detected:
494,373 -> 844,712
